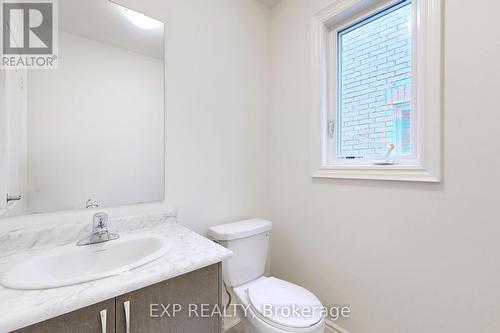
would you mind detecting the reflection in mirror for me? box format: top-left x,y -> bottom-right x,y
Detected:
0,0 -> 165,217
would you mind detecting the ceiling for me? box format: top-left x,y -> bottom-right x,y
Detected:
59,0 -> 164,59
258,0 -> 283,8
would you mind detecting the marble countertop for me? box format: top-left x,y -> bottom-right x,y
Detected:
0,214 -> 232,332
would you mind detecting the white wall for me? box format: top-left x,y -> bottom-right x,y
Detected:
27,31 -> 164,213
5,69 -> 28,216
0,69 -> 28,217
268,0 -> 500,332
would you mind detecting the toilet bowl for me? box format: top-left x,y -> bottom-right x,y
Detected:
208,219 -> 325,333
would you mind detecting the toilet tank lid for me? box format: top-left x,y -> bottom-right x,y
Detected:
208,219 -> 272,241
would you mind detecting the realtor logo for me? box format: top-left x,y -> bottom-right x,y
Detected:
1,0 -> 58,68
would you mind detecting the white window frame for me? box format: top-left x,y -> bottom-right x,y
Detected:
311,0 -> 442,182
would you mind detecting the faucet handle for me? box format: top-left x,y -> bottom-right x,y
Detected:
93,212 -> 109,230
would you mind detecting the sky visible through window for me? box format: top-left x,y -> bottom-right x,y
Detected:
337,1 -> 412,159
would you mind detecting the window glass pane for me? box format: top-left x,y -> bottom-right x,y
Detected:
337,1 -> 412,159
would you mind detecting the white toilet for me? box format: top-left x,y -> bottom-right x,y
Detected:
208,219 -> 325,333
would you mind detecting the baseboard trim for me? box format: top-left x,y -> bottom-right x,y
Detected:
326,319 -> 351,333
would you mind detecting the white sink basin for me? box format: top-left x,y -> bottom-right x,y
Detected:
1,233 -> 171,290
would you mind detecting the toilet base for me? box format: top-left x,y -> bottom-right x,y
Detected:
236,300 -> 325,333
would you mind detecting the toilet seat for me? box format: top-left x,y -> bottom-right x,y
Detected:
244,277 -> 324,330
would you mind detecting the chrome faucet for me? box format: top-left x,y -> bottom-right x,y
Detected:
77,212 -> 120,246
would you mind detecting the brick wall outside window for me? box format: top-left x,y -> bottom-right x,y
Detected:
338,2 -> 412,158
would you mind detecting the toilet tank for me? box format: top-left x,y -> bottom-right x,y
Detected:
208,219 -> 272,287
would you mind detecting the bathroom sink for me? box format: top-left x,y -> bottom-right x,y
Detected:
1,233 -> 171,290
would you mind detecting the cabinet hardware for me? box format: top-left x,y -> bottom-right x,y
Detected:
124,301 -> 131,333
99,309 -> 107,333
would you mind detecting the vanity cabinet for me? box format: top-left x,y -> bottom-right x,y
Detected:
13,264 -> 222,333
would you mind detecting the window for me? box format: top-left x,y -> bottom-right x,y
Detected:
311,0 -> 442,182
337,2 -> 413,163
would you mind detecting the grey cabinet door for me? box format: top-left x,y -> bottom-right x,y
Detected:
13,299 -> 115,333
115,264 -> 223,333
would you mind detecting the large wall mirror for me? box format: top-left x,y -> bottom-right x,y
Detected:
0,0 -> 165,217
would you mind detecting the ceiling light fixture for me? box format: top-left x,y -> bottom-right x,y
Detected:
121,7 -> 162,30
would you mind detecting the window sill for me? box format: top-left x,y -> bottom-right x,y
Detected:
313,165 -> 440,182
